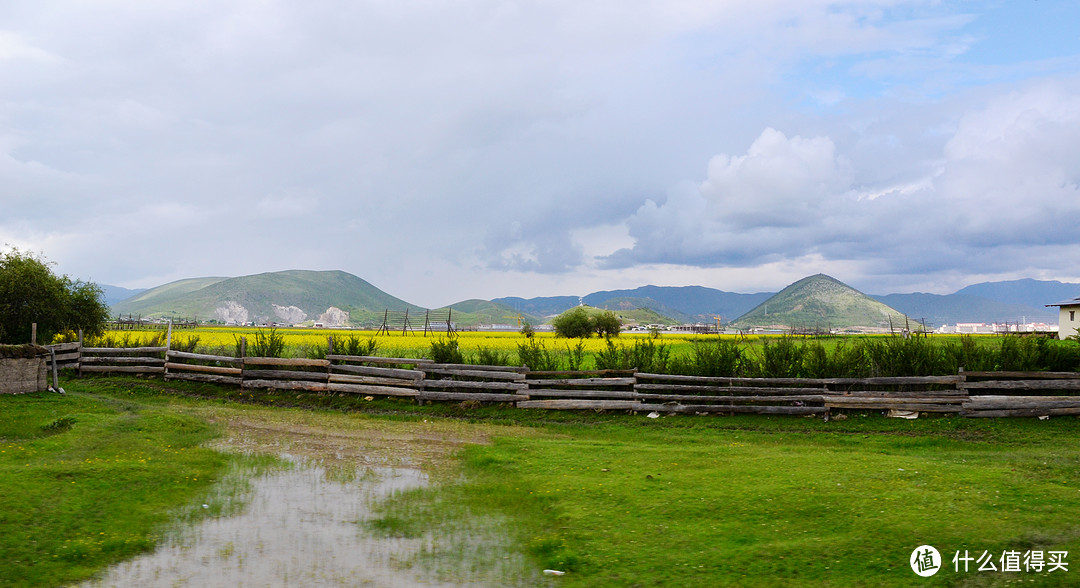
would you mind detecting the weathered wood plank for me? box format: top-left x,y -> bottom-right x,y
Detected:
46,342 -> 81,352
81,346 -> 167,354
827,389 -> 968,398
962,371 -> 1080,380
166,350 -> 243,365
420,363 -> 528,373
824,399 -> 961,412
527,377 -> 635,387
165,362 -> 243,376
517,399 -> 646,410
963,398 -> 1080,410
241,369 -> 329,381
967,395 -> 1080,402
80,356 -> 165,365
646,404 -> 826,415
328,374 -> 418,387
328,364 -> 424,380
960,380 -> 1080,391
960,407 -> 1080,418
327,354 -> 434,365
327,382 -> 420,397
528,370 -> 634,377
420,391 -> 520,402
634,383 -> 826,395
824,395 -> 964,404
421,367 -> 526,381
241,379 -> 328,392
635,373 -> 961,386
244,357 -> 330,368
165,372 -> 243,386
79,365 -> 165,374
47,351 -> 80,363
636,393 -> 824,403
525,389 -> 638,399
422,379 -> 526,391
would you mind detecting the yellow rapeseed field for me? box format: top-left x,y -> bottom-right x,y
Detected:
96,326 -> 719,359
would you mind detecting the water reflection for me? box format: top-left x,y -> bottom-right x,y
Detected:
82,414 -> 495,587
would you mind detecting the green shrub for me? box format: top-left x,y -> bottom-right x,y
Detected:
592,311 -> 622,338
249,327 -> 286,358
670,337 -> 746,377
335,335 -> 379,357
476,346 -> 511,366
757,337 -> 805,378
565,340 -> 586,371
429,336 -> 465,364
517,338 -> 559,371
552,307 -> 592,339
594,338 -> 669,373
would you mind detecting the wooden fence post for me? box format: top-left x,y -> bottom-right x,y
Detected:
50,347 -> 59,390
77,329 -> 83,378
164,321 -> 173,379
31,323 -> 36,345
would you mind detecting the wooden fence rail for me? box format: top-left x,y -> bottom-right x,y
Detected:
36,339 -> 1080,418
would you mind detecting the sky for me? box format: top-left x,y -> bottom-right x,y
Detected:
3,1 -> 1080,308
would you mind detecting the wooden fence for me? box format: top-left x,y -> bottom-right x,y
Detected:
39,340 -> 1080,418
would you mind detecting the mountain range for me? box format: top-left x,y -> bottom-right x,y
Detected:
106,270 -> 1079,328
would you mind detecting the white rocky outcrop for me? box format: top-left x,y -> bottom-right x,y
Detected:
215,301 -> 249,325
318,307 -> 350,327
273,304 -> 307,325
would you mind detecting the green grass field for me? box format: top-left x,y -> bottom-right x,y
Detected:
3,377 -> 1080,586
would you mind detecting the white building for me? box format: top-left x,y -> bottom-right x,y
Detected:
1047,296 -> 1080,340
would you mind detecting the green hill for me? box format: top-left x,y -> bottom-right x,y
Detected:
731,274 -> 910,331
553,305 -> 681,330
111,270 -> 420,327
437,299 -> 543,328
112,277 -> 229,316
587,296 -> 691,325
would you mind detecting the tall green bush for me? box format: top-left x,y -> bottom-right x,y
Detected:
517,338 -> 559,371
0,248 -> 110,344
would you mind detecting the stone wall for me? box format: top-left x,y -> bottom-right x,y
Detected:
0,356 -> 47,394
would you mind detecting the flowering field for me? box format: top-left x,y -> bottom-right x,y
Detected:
85,326 -> 1065,376
95,326 -> 705,359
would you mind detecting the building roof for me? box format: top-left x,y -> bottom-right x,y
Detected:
1046,296 -> 1080,308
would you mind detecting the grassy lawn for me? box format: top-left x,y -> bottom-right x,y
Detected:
4,376 -> 1080,586
0,389 -> 240,587
363,407 -> 1080,586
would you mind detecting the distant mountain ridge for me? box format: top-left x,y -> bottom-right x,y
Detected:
107,271 -> 1080,328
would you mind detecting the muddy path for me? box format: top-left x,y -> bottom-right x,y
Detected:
82,407 -> 533,587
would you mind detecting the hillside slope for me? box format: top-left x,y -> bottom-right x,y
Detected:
732,274 -> 909,331
112,270 -> 419,326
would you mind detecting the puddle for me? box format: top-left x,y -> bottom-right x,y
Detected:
82,412 -> 503,587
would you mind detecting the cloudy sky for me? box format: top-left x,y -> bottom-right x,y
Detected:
3,1 -> 1080,307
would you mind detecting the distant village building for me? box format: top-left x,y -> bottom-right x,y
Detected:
1047,296 -> 1080,340
936,322 -> 1057,335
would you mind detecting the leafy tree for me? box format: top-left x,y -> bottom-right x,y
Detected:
592,311 -> 622,338
552,307 -> 593,338
0,249 -> 110,344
